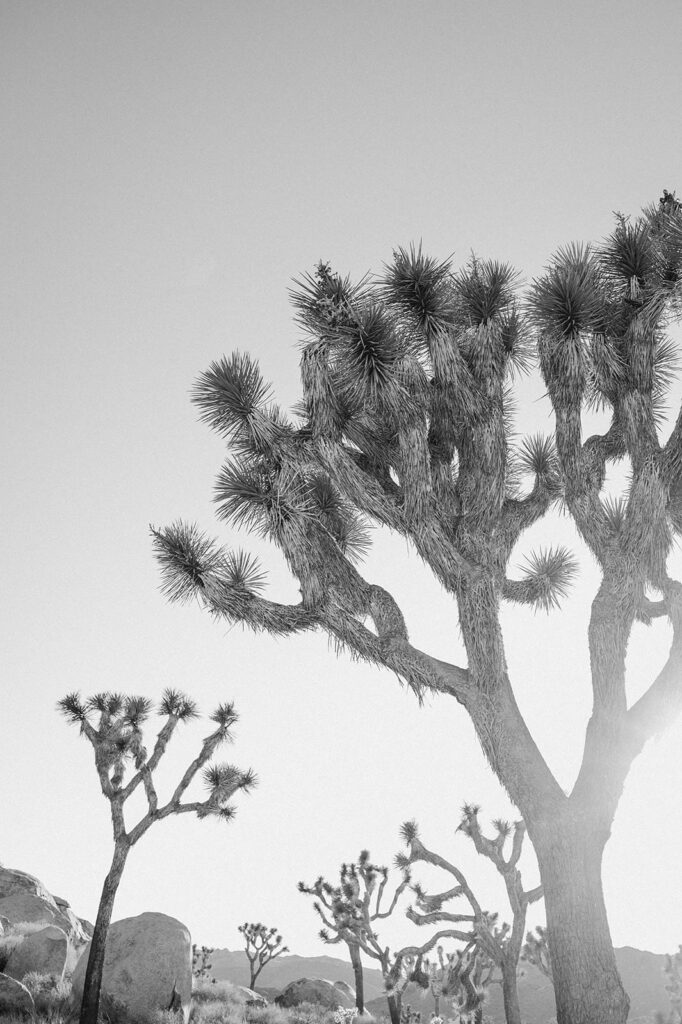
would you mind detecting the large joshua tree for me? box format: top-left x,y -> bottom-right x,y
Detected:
153,193 -> 682,1024
58,690 -> 256,1024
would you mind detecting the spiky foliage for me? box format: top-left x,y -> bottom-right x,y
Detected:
58,690 -> 255,1024
401,809 -> 542,1024
156,197 -> 682,1024
237,922 -> 289,988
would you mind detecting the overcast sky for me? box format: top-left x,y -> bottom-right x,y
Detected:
3,0 -> 682,963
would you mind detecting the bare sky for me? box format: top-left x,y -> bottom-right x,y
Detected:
3,0 -> 682,959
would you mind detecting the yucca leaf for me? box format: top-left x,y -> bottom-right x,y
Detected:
223,549 -> 268,593
151,522 -> 223,603
400,819 -> 419,845
516,546 -> 579,611
192,353 -> 284,456
209,702 -> 238,730
57,692 -> 86,723
455,258 -> 519,327
123,696 -> 153,726
528,244 -> 603,339
381,244 -> 455,335
516,434 -> 559,479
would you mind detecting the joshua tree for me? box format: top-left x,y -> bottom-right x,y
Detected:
192,944 -> 216,981
299,850 -> 411,1013
300,851 -> 460,1024
520,925 -> 552,982
238,922 -> 288,989
421,946 -> 494,1024
398,810 -> 541,1024
153,193 -> 682,1024
58,690 -> 256,1024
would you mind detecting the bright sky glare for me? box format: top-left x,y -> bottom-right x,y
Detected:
3,0 -> 682,958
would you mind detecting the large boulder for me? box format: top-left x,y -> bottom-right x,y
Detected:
0,867 -> 90,946
71,912 -> 192,1023
0,972 -> 35,1017
4,925 -> 69,983
276,978 -> 356,1009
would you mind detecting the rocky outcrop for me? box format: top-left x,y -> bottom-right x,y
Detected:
71,912 -> 192,1023
0,867 -> 90,946
276,978 -> 356,1009
0,972 -> 35,1017
4,925 -> 69,983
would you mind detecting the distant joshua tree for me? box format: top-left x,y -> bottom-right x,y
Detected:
398,807 -> 542,1024
238,922 -> 288,989
300,850 -> 463,1024
192,944 -> 216,981
521,925 -> 552,982
58,689 -> 257,1024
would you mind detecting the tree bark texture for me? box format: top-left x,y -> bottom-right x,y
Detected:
500,961 -> 522,1024
348,943 -> 365,1013
79,842 -> 129,1024
533,823 -> 629,1024
386,991 -> 401,1024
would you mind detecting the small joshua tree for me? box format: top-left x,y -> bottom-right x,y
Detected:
300,850 -> 462,1024
238,922 -> 288,989
520,925 -> 552,982
192,944 -> 216,981
58,689 -> 257,1024
398,808 -> 542,1024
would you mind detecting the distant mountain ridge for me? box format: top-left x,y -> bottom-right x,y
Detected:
210,946 -> 670,1024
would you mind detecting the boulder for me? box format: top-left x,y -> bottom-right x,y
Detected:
276,978 -> 356,1009
4,925 -> 69,983
0,867 -> 90,946
232,984 -> 268,1006
0,972 -> 35,1017
71,912 -> 192,1023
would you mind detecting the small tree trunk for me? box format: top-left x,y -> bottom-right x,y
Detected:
79,841 -> 130,1024
249,962 -> 258,990
433,993 -> 440,1017
534,823 -> 629,1024
348,943 -> 364,1013
386,991 -> 401,1024
500,960 -> 522,1024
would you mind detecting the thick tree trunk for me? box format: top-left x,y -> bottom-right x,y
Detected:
348,943 -> 364,1013
533,824 -> 629,1024
386,991 -> 401,1024
500,960 -> 522,1024
79,841 -> 129,1024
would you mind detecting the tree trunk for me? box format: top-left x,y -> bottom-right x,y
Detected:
433,993 -> 440,1017
79,841 -> 130,1024
533,823 -> 629,1024
500,960 -> 522,1024
348,943 -> 364,1013
386,991 -> 401,1024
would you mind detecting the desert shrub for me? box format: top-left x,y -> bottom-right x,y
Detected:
152,1012 -> 185,1024
286,1002 -> 337,1024
21,972 -> 73,1023
0,934 -> 24,972
190,998 -> 246,1024
192,981 -> 246,1008
246,1006 -> 288,1024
